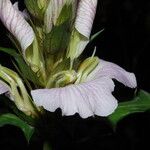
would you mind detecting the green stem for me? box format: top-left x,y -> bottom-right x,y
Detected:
43,141 -> 52,150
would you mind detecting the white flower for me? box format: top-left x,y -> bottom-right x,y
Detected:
75,0 -> 98,38
0,0 -> 45,78
0,0 -> 34,55
67,0 -> 98,60
31,59 -> 137,118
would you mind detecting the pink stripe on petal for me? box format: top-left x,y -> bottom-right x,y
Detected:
13,2 -> 29,19
0,0 -> 34,53
75,0 -> 97,38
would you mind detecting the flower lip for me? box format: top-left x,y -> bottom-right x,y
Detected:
31,76 -> 118,118
86,59 -> 137,88
31,59 -> 137,118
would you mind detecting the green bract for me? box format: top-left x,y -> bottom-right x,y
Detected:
23,0 -> 97,87
25,0 -> 49,20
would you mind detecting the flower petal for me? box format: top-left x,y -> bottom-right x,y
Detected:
13,2 -> 29,19
86,59 -> 137,88
0,81 -> 9,94
31,77 -> 118,118
0,0 -> 34,53
75,0 -> 97,38
13,2 -> 19,10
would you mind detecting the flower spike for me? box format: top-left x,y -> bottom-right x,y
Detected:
0,0 -> 137,119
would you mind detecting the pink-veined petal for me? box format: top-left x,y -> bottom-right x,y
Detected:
13,2 -> 19,10
31,77 -> 118,118
75,0 -> 97,38
86,59 -> 137,88
0,0 -> 34,53
13,2 -> 29,19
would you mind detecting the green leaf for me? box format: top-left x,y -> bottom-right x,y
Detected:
0,47 -> 41,86
0,113 -> 35,142
13,55 -> 41,86
0,47 -> 19,57
0,95 -> 36,126
56,3 -> 73,26
90,28 -> 104,42
108,90 -> 150,128
44,22 -> 71,54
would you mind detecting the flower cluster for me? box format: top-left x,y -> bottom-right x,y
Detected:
0,0 -> 137,118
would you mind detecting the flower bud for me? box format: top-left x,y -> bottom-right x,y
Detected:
76,57 -> 99,83
46,70 -> 77,88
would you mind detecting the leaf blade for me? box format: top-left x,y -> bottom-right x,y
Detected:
0,113 -> 35,142
90,28 -> 104,42
0,47 -> 42,86
108,90 -> 150,128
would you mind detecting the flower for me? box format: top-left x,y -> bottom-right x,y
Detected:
67,0 -> 98,60
0,0 -> 137,118
31,59 -> 137,118
0,0 -> 34,52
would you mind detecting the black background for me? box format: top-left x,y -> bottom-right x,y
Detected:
0,0 -> 150,150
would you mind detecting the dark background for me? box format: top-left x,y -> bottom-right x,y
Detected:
0,0 -> 150,150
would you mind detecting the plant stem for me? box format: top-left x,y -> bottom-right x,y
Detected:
43,141 -> 52,150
